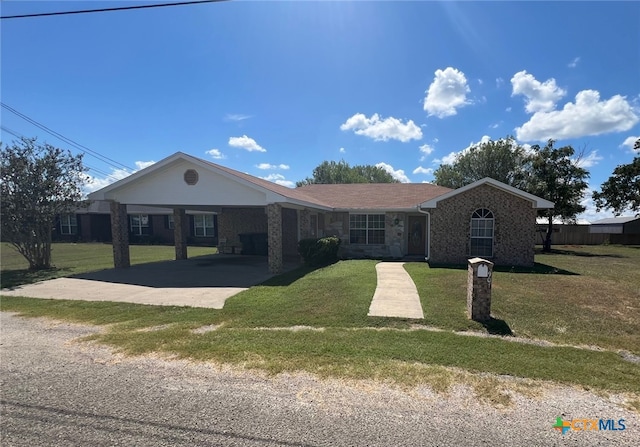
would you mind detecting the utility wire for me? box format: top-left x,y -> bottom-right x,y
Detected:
1,0 -> 228,20
1,125 -> 122,180
1,102 -> 134,171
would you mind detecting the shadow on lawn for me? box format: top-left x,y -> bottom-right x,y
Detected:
0,267 -> 72,290
535,247 -> 627,258
482,317 -> 514,336
427,262 -> 578,276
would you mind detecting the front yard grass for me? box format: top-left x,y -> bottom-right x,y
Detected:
0,242 -> 216,289
1,243 -> 639,401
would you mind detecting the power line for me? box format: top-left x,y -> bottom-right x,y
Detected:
1,125 -> 122,181
1,0 -> 228,20
1,102 -> 134,171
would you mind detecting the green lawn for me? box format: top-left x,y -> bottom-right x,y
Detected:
1,243 -> 639,404
0,242 -> 216,289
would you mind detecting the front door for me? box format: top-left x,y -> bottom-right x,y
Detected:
407,215 -> 426,255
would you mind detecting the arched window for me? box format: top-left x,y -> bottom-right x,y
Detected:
470,208 -> 494,257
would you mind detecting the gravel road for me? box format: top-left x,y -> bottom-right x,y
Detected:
1,311 -> 638,446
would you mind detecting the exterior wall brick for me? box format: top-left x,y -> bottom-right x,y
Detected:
173,208 -> 188,260
299,209 -> 311,240
110,201 -> 130,268
267,203 -> 283,273
281,207 -> 299,259
217,207 -> 268,247
428,184 -> 537,266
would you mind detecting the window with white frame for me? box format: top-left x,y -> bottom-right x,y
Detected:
194,214 -> 215,237
130,214 -> 150,236
349,214 -> 385,244
167,214 -> 175,229
60,214 -> 78,235
470,209 -> 494,257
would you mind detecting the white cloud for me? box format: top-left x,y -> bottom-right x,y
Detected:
228,135 -> 267,152
477,79 -> 483,85
432,136 -> 493,166
340,113 -> 422,142
339,147 -> 346,153
260,173 -> 294,188
83,160 -> 155,194
256,163 -> 290,170
621,136 -> 640,152
375,162 -> 410,183
413,166 -> 434,175
206,148 -> 225,160
515,90 -> 639,141
577,187 -> 616,222
433,137 -> 439,143
490,121 -> 502,129
496,77 -> 504,88
511,70 -> 566,113
573,150 -> 603,168
419,144 -> 435,156
505,107 -> 512,112
568,57 -> 580,68
423,67 -> 471,118
224,113 -> 252,122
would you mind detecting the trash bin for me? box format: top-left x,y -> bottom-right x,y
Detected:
238,233 -> 268,255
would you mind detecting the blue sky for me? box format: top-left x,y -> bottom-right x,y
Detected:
2,1 -> 639,220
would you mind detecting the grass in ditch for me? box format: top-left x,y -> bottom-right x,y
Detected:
0,242 -> 216,289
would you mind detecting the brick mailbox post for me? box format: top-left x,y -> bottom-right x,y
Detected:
467,257 -> 494,322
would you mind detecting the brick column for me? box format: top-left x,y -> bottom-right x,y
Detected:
267,203 -> 283,274
467,258 -> 493,321
110,201 -> 130,268
299,209 -> 311,240
173,208 -> 188,260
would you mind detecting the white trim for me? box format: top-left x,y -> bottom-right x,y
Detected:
419,177 -> 554,209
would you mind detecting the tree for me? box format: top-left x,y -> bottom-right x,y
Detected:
525,140 -> 590,252
433,136 -> 529,189
1,138 -> 87,270
593,138 -> 640,216
296,160 -> 398,186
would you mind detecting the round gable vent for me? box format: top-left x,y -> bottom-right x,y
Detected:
184,169 -> 199,186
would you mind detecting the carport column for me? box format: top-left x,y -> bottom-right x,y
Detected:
110,201 -> 130,268
299,209 -> 311,239
173,208 -> 188,260
267,203 -> 283,274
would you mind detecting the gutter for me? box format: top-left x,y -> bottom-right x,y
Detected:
417,206 -> 431,262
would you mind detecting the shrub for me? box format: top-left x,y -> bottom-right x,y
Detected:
298,237 -> 341,267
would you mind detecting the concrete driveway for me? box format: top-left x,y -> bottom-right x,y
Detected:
1,255 -> 296,308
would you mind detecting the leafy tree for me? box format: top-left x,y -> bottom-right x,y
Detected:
526,140 -> 590,252
433,136 -> 529,189
593,138 -> 640,216
296,160 -> 398,186
1,138 -> 87,270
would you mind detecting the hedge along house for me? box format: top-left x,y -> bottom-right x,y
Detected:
88,152 -> 554,273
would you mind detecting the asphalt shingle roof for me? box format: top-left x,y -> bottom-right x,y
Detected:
295,183 -> 453,210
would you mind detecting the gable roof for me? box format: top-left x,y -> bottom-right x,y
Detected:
419,177 -> 554,209
591,216 -> 640,225
88,152 -> 333,210
297,183 -> 452,211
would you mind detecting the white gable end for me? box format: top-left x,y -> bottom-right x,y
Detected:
93,159 -> 269,206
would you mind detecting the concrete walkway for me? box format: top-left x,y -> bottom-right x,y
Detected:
368,262 -> 424,319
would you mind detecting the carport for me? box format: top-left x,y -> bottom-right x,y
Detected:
88,152 -> 331,274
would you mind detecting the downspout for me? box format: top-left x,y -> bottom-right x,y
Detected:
417,206 -> 431,262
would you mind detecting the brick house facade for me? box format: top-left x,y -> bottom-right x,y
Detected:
88,152 -> 553,273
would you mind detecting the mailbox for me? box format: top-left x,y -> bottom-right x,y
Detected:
467,257 -> 493,322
